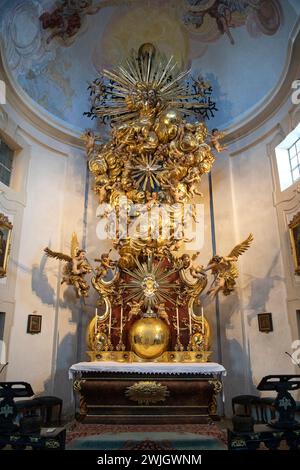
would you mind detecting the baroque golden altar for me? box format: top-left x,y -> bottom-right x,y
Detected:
45,43 -> 253,364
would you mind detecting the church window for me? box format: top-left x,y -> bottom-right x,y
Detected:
275,124 -> 300,191
0,139 -> 14,187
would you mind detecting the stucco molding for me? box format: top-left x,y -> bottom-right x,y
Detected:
230,123 -> 283,158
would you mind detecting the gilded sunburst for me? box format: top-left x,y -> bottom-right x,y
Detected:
85,43 -> 216,125
122,255 -> 178,308
130,154 -> 164,191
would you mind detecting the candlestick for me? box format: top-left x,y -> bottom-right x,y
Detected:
94,307 -> 98,335
175,305 -> 184,352
189,307 -> 192,337
201,306 -> 204,334
116,303 -> 125,351
120,304 -> 123,334
176,306 -> 179,338
108,307 -> 112,338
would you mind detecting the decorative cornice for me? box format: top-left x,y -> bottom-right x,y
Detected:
229,123 -> 282,157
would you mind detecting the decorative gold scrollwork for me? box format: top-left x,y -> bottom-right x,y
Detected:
125,381 -> 170,405
73,379 -> 86,392
208,379 -> 223,416
231,438 -> 247,448
209,379 -> 223,394
45,439 -> 60,449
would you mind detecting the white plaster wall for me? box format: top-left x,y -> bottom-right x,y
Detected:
6,143 -> 66,390
0,102 -> 87,416
213,97 -> 300,414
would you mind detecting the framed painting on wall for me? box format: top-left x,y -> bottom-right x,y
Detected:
27,315 -> 42,334
0,213 -> 12,278
257,313 -> 273,333
289,212 -> 300,275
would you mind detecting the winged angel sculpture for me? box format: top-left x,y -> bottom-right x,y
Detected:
44,233 -> 92,298
204,233 -> 254,298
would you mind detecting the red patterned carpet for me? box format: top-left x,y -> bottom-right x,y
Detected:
66,422 -> 227,446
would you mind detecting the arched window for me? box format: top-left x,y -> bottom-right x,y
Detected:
0,138 -> 14,187
275,124 -> 300,191
288,138 -> 300,184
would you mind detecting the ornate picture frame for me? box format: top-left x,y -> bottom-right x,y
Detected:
257,313 -> 273,333
289,212 -> 300,276
27,315 -> 42,334
0,213 -> 12,278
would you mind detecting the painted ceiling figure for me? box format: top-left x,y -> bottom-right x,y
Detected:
39,0 -> 94,44
38,0 -> 283,49
186,0 -> 236,44
182,0 -> 283,43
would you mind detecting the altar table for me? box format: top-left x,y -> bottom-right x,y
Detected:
69,362 -> 226,424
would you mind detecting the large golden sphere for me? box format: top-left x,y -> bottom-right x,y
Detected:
129,317 -> 170,360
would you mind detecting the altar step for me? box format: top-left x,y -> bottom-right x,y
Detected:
78,407 -> 211,425
67,430 -> 226,450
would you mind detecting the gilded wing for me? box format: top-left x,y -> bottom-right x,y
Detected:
71,232 -> 79,258
44,247 -> 72,262
228,233 -> 254,259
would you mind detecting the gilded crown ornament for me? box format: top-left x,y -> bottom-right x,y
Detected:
44,43 -> 253,362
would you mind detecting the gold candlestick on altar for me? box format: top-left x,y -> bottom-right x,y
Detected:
104,304 -> 113,351
94,308 -> 98,336
120,304 -> 123,333
175,305 -> 184,352
116,303 -> 125,351
201,306 -> 204,334
187,307 -> 193,351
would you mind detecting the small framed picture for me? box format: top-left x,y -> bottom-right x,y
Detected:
257,313 -> 273,333
27,315 -> 42,334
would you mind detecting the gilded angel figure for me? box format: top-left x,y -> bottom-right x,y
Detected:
210,128 -> 227,153
127,300 -> 143,322
205,234 -> 254,298
81,130 -> 96,158
157,303 -> 170,325
44,233 -> 92,298
94,251 -> 116,281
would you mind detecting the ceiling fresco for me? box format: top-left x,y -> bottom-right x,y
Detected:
0,0 -> 298,132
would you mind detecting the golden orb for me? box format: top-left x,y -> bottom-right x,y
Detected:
138,43 -> 156,60
129,316 -> 170,360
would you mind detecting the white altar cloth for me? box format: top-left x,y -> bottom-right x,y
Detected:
69,361 -> 226,379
